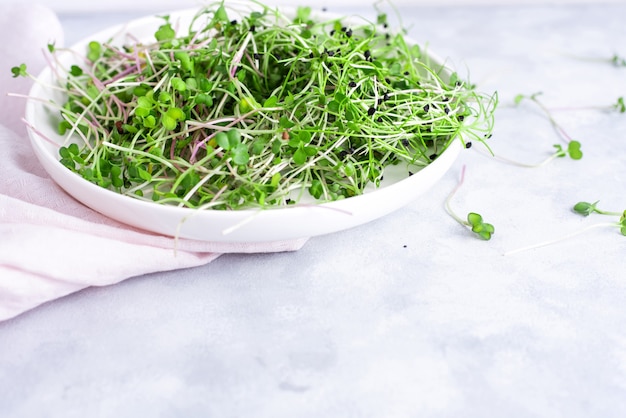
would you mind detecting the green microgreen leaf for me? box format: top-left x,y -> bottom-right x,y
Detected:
327,100 -> 340,113
10,63 -> 27,78
69,65 -> 83,77
465,212 -> 495,240
59,146 -> 71,159
165,107 -> 185,123
195,93 -> 213,106
271,172 -> 281,188
567,140 -> 583,160
174,51 -> 193,73
342,162 -> 355,177
215,132 -> 230,150
573,200 -> 622,217
231,143 -> 250,166
309,179 -> 324,199
293,147 -> 307,165
611,54 -> 626,67
158,91 -> 172,104
472,223 -> 495,240
87,41 -> 102,62
295,6 -> 311,23
226,129 -> 242,148
377,13 -> 388,26
304,145 -> 317,156
137,166 -> 152,182
251,139 -> 267,155
171,77 -> 187,92
467,212 -> 483,227
136,96 -> 153,109
279,116 -> 295,129
263,96 -> 278,108
162,115 -> 177,130
58,120 -> 72,135
143,115 -> 157,128
619,212 -> 626,235
155,22 -> 176,41
553,144 -> 566,158
212,4 -> 229,26
573,201 -> 600,216
135,107 -> 151,118
298,130 -> 311,144
238,97 -> 259,113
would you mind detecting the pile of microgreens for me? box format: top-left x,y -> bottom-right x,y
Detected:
14,0 -> 496,210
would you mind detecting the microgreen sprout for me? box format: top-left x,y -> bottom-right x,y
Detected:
612,54 -> 626,67
10,63 -> 28,78
477,92 -> 584,168
445,165 -> 494,240
485,93 -> 626,167
553,140 -> 583,160
514,92 -> 578,144
505,201 -> 625,255
483,139 -> 583,168
19,1 -> 496,210
559,51 -> 626,68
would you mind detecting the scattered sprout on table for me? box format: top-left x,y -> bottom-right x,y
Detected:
444,165 -> 494,240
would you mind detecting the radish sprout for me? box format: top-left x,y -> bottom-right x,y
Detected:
445,165 -> 494,240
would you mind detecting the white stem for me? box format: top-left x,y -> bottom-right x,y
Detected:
230,31 -> 253,78
473,146 -> 560,168
444,165 -> 469,226
504,222 -> 618,256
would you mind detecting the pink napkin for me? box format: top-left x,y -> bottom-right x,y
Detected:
0,3 -> 307,322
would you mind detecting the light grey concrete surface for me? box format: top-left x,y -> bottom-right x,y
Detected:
1,3 -> 625,417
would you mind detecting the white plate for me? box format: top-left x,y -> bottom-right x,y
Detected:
25,6 -> 463,243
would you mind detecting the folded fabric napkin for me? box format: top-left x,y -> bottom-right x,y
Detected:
0,3 -> 307,322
